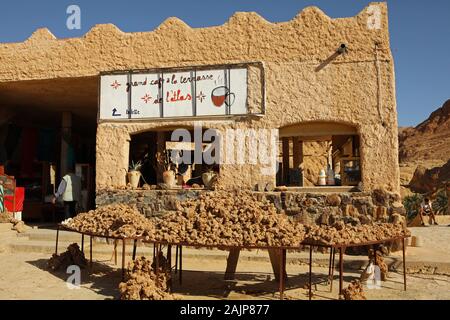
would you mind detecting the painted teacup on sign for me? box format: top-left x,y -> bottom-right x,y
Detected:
211,86 -> 235,107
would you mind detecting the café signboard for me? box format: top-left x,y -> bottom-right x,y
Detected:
99,65 -> 249,120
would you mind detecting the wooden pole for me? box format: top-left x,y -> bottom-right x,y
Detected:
122,239 -> 126,280
339,247 -> 344,296
403,238 -> 407,291
282,137 -> 290,185
224,248 -> 241,280
60,112 -> 72,178
279,248 -> 285,300
132,239 -> 137,260
309,245 -> 312,300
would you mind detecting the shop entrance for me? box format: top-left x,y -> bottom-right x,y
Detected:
0,76 -> 98,222
129,128 -> 220,188
277,122 -> 362,188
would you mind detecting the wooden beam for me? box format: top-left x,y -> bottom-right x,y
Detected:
268,249 -> 287,282
293,138 -> 304,186
224,248 -> 241,280
60,112 -> 72,177
156,131 -> 166,183
296,135 -> 332,142
282,137 -> 290,185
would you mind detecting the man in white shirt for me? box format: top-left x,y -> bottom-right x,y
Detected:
419,198 -> 438,226
52,167 -> 82,220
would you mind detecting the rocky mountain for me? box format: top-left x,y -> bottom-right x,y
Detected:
399,99 -> 450,164
398,100 -> 450,197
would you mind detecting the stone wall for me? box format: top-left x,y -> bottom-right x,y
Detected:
96,189 -> 406,226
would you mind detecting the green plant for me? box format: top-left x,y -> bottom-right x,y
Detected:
433,189 -> 448,215
129,160 -> 143,172
403,193 -> 423,222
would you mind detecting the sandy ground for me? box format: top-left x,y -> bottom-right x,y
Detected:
1,222 -> 449,300
1,251 -> 449,300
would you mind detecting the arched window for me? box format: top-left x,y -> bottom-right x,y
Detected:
129,127 -> 220,188
277,122 -> 361,188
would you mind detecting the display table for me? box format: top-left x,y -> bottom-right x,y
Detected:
303,235 -> 410,300
55,225 -> 410,300
55,224 -> 296,298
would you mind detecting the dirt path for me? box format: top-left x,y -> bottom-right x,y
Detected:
1,252 -> 449,300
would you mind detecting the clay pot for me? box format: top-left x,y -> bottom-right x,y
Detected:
202,171 -> 216,189
127,171 -> 141,189
411,235 -> 423,247
162,170 -> 175,187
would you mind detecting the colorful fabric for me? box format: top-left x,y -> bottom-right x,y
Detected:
0,185 -> 4,213
4,187 -> 25,212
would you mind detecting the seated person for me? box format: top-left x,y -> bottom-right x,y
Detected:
419,198 -> 438,226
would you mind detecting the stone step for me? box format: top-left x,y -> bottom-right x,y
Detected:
9,239 -> 151,256
18,229 -> 90,242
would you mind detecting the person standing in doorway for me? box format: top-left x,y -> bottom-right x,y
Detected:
52,165 -> 82,220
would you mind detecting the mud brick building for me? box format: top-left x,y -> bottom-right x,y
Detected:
0,3 -> 404,223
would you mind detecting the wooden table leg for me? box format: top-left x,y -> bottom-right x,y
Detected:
179,245 -> 183,285
268,249 -> 285,282
89,236 -> 93,267
225,248 -> 241,280
55,227 -> 60,255
328,246 -> 333,283
114,240 -> 118,265
403,238 -> 407,291
155,243 -> 160,275
167,245 -> 172,292
330,247 -> 335,293
175,245 -> 178,274
122,239 -> 126,281
279,249 -> 286,300
279,248 -> 285,300
339,247 -> 344,296
309,245 -> 312,300
132,239 -> 137,260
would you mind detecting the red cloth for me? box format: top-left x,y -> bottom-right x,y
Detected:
4,187 -> 25,212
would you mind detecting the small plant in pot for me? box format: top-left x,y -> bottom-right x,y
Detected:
127,161 -> 142,189
156,151 -> 175,187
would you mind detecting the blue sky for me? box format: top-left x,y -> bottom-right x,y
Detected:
0,0 -> 449,127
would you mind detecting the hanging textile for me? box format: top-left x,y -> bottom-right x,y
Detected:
0,185 -> 4,213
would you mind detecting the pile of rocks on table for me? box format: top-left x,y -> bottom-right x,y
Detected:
61,193 -> 409,249
62,204 -> 156,239
148,191 -> 306,247
304,220 -> 410,246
